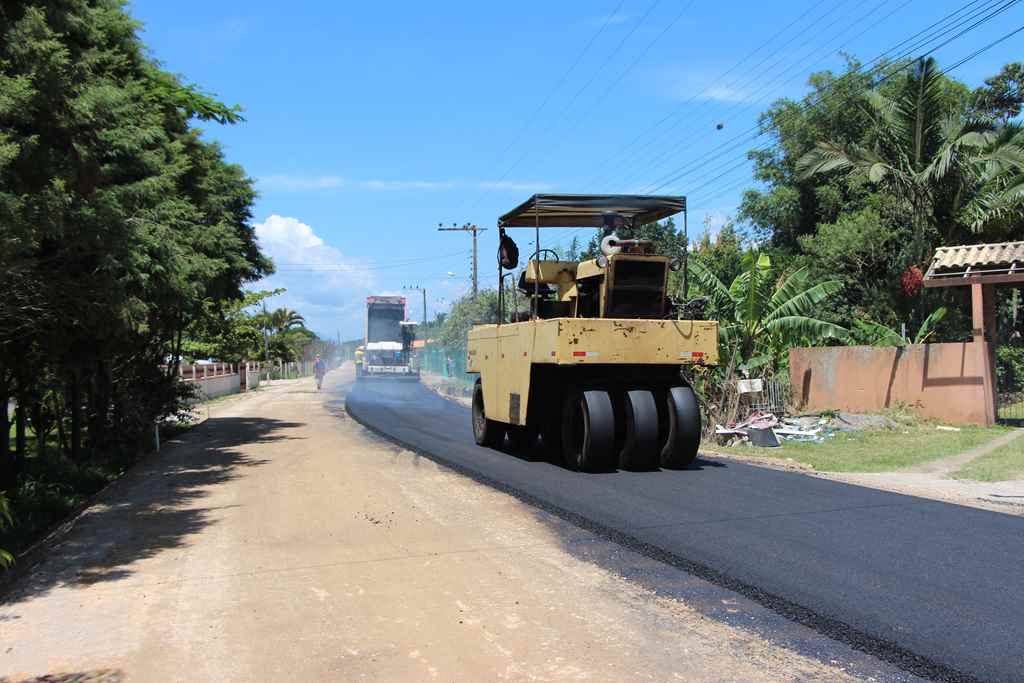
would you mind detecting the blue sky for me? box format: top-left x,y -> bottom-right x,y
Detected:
129,0 -> 1022,339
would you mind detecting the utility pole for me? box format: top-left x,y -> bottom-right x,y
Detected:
403,286 -> 427,325
438,222 -> 487,297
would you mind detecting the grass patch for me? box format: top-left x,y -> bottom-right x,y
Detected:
714,422 -> 1009,473
1,448 -> 126,557
2,421 -> 179,559
952,432 -> 1024,482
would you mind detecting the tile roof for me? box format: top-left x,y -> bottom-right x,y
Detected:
926,241 -> 1024,278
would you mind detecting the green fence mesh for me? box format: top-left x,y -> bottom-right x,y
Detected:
417,343 -> 473,385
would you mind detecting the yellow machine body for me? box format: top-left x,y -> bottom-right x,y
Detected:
468,251 -> 718,427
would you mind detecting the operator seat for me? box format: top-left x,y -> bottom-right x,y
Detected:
517,270 -> 553,297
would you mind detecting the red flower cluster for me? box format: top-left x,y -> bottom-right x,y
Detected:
900,265 -> 924,297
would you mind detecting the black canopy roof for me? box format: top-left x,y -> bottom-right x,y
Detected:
498,194 -> 686,228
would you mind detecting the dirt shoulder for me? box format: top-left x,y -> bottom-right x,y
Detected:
1,369 -> 908,681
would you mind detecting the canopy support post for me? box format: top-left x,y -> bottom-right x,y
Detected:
682,205 -> 689,306
533,203 -> 539,321
497,222 -> 503,326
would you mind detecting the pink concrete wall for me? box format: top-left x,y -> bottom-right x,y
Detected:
789,342 -> 996,426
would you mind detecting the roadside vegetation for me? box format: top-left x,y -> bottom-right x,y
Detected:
953,433 -> 1024,482
422,56 -> 1023,435
715,419 -> 1010,473
0,2 -> 332,565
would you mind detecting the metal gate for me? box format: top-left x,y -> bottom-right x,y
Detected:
997,344 -> 1024,424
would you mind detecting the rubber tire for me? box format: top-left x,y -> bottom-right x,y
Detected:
620,390 -> 660,470
472,381 -> 505,448
661,385 -> 701,469
506,425 -> 538,452
562,389 -> 616,472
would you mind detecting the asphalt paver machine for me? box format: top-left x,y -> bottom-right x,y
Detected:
467,194 -> 718,471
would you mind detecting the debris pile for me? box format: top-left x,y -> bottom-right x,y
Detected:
714,412 -> 877,448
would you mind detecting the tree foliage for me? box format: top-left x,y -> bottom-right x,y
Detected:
739,56 -> 1023,343
971,62 -> 1024,122
0,1 -> 281,562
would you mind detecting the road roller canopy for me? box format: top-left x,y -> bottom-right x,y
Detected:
498,194 -> 686,228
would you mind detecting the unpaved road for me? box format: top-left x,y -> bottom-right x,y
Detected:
0,369 -> 917,681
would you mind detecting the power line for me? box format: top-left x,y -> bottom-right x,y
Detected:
614,0 -> 904,191
681,20 -> 1024,221
547,0 -> 892,246
581,0 -> 833,190
645,0 -> 1020,194
550,0 -> 1019,251
560,0 -> 696,140
450,0 -> 627,217
643,0 -> 1021,194
275,249 -> 470,271
437,222 -> 487,296
485,0 -> 665,189
603,0 -> 998,197
586,0 -> 861,191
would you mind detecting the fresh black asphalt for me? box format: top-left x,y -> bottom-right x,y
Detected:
346,379 -> 1024,682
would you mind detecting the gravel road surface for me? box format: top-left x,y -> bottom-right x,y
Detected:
1,369 -> 918,682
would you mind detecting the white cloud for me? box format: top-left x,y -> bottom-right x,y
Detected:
253,215 -> 377,336
258,175 -> 555,193
476,180 -> 556,191
259,175 -> 347,190
257,214 -> 324,250
653,65 -> 757,104
360,179 -> 457,191
699,85 -> 750,104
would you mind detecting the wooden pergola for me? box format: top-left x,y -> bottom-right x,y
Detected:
924,240 -> 1024,423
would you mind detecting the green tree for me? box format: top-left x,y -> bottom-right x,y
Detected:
0,0 -> 272,555
798,58 -> 1018,254
971,62 -> 1024,122
738,56 -> 896,249
439,291 -> 500,351
962,123 -> 1024,235
691,221 -> 745,292
797,205 -> 906,323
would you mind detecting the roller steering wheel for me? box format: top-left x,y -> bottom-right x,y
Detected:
530,248 -> 560,262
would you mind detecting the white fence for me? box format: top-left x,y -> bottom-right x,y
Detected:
175,361 -> 262,400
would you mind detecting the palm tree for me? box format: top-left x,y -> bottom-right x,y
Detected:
267,308 -> 306,334
963,123 -> 1024,236
796,58 -> 1015,254
689,253 -> 846,372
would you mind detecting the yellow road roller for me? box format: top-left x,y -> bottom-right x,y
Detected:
467,194 -> 718,471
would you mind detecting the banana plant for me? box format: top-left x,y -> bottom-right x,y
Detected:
852,307 -> 948,347
689,252 -> 847,371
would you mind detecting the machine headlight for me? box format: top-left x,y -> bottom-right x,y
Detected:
596,254 -> 609,268
669,257 -> 683,272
